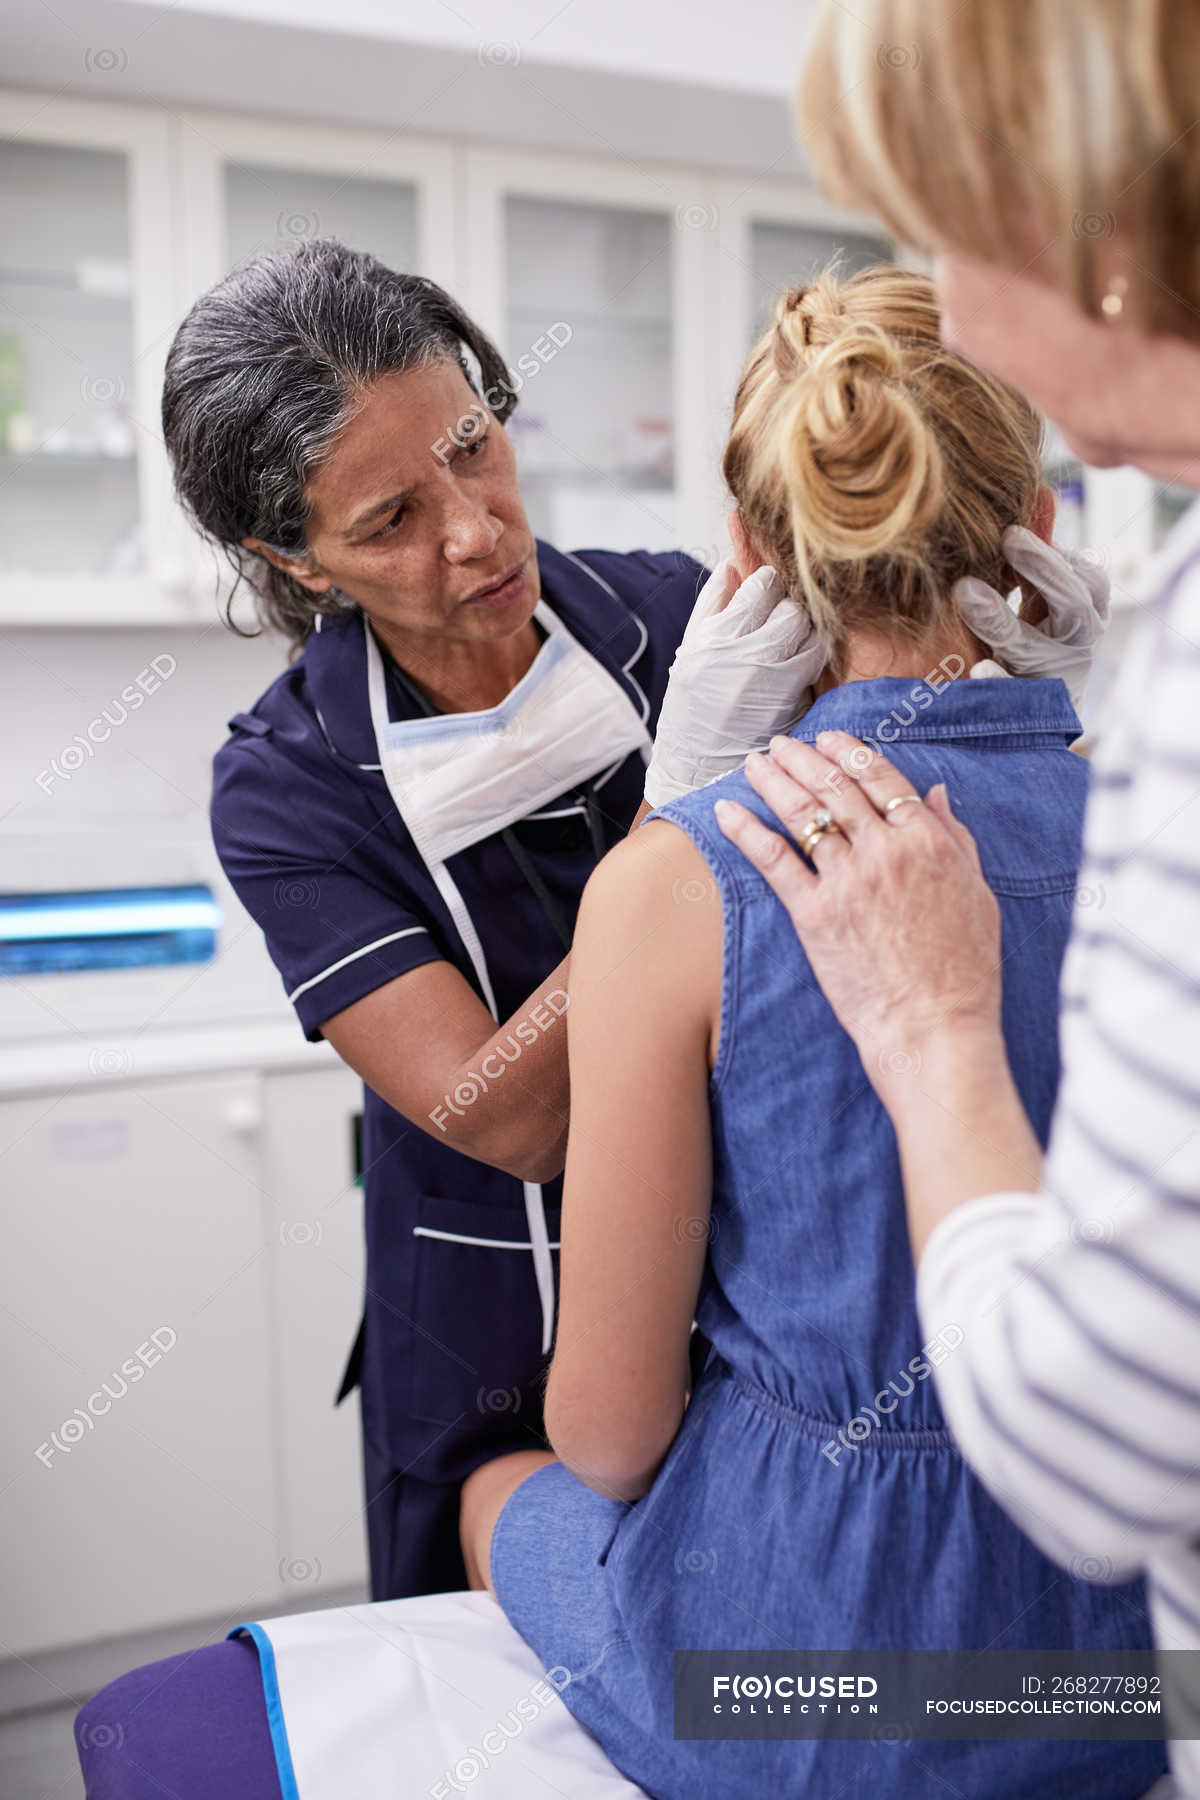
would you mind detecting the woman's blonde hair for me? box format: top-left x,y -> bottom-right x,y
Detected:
798,0 -> 1200,335
723,264 -> 1043,675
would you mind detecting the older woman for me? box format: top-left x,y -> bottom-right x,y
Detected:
716,4 -> 1200,1793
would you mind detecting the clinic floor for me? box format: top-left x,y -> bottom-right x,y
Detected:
0,1583 -> 367,1800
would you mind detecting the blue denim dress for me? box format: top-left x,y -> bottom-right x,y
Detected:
490,674 -> 1167,1800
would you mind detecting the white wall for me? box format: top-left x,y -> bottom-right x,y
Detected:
121,0 -> 816,96
0,619 -> 296,1042
0,0 -> 813,178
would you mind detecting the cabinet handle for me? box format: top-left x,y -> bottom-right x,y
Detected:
225,1096 -> 262,1136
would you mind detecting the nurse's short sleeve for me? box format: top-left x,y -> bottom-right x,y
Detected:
211,733 -> 445,1042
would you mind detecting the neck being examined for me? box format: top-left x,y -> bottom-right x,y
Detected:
813,618 -> 990,697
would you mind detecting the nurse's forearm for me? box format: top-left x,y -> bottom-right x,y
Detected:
322,956 -> 572,1184
418,798 -> 670,1171
442,955 -> 573,1183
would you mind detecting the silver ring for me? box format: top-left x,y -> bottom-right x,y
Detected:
884,793 -> 924,818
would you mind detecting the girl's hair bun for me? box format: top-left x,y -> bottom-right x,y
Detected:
774,309 -> 944,564
722,264 -> 1044,673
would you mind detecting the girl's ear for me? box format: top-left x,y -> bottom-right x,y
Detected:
1014,486 -> 1057,627
727,508 -> 766,581
1030,483 -> 1056,545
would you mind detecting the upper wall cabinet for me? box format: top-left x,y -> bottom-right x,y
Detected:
715,178 -> 895,361
707,177 -> 897,549
175,113 -> 457,307
0,93 -> 177,625
173,113 -> 457,618
0,92 -> 1184,625
461,148 -> 716,559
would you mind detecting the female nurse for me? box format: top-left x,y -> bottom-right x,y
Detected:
164,236 -> 819,1601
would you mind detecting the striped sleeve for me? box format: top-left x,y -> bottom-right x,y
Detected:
916,547 -> 1200,1586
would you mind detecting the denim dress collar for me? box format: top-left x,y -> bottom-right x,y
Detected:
791,670 -> 1082,750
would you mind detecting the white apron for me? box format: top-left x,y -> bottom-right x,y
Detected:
363,592 -> 652,1354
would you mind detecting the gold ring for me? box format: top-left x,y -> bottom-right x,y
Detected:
884,793 -> 923,817
798,808 -> 844,861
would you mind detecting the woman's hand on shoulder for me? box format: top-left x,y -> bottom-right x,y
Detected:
713,730 -> 1003,1104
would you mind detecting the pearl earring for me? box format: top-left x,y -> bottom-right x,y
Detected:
1101,275 -> 1128,321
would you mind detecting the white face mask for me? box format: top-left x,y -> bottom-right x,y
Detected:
364,599 -> 652,871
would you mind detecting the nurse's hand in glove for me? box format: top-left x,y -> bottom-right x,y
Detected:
954,525 -> 1111,711
644,513 -> 824,809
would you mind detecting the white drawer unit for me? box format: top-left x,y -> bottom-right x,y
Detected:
0,1060 -> 366,1656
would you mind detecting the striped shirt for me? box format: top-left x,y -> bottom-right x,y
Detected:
917,495 -> 1200,1798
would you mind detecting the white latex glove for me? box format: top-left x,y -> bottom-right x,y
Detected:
953,526 -> 1111,710
644,558 -> 824,807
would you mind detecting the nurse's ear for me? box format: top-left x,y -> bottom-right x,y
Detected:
241,536 -> 335,595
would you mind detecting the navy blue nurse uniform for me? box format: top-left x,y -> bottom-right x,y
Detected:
209,540 -> 705,1600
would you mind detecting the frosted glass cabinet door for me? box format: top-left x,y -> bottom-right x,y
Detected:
0,140 -> 141,579
503,196 -> 679,554
175,118 -> 456,612
223,163 -> 418,278
176,116 -> 456,317
747,219 -> 892,341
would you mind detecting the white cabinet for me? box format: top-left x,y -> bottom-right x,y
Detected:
174,111 -> 457,313
4,83 -> 1175,667
0,91 -> 179,625
462,147 -> 714,556
0,1060 -> 367,1657
0,90 -> 957,620
0,1071 -> 275,1653
260,1063 -> 367,1596
173,113 -> 458,620
708,178 -> 898,555
715,176 -> 895,371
